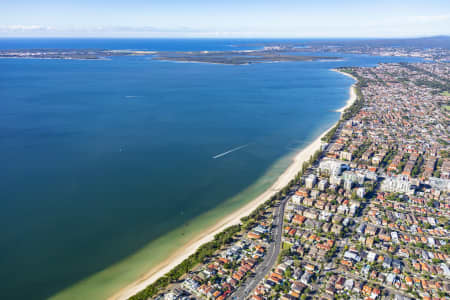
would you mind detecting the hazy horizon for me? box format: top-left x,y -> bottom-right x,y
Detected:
1,0 -> 449,38
0,35 -> 448,39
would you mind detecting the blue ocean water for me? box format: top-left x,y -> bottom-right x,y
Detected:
0,38 -> 422,299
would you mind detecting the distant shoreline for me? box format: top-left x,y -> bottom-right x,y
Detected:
152,56 -> 340,65
333,68 -> 358,81
0,56 -> 111,61
0,48 -> 340,65
108,68 -> 358,300
332,69 -> 358,112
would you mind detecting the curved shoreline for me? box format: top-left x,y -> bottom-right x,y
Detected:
332,69 -> 358,113
109,69 -> 358,300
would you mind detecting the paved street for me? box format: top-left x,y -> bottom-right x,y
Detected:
232,195 -> 289,299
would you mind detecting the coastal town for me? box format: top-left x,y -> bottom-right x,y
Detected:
4,1 -> 450,299
2,37 -> 448,64
135,60 -> 450,300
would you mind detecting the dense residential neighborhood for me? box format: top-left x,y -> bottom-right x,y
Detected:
144,60 -> 449,300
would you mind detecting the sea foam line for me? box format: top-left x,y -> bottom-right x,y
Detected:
212,144 -> 249,159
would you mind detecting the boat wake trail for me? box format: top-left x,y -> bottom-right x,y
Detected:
212,144 -> 249,159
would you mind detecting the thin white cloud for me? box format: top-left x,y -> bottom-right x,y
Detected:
363,14 -> 450,27
0,24 -> 231,37
0,24 -> 200,34
0,18 -> 448,38
407,14 -> 450,23
0,25 -> 54,32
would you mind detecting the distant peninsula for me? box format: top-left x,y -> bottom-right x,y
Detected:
0,49 -> 156,60
0,47 -> 340,65
2,36 -> 449,63
152,49 -> 340,65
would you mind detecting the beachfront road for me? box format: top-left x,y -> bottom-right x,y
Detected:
232,194 -> 289,299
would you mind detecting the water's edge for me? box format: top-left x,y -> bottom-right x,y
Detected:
49,146 -> 297,299
50,113 -> 343,300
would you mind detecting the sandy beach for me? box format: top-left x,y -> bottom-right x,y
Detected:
336,85 -> 356,112
109,69 -> 358,300
333,69 -> 358,113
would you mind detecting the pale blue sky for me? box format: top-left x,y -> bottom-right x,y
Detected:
1,0 -> 449,37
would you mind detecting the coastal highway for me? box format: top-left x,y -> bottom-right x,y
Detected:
232,193 -> 290,299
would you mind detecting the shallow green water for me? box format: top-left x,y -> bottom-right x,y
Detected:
50,150 -> 297,300
0,38 -> 422,300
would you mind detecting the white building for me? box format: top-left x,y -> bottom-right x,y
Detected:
441,263 -> 450,278
429,177 -> 450,192
292,194 -> 303,205
330,175 -> 342,186
381,175 -> 415,194
367,251 -> 377,263
344,251 -> 361,262
305,174 -> 317,189
344,179 -> 353,191
356,187 -> 365,198
318,159 -> 349,176
391,231 -> 399,243
318,179 -> 328,191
